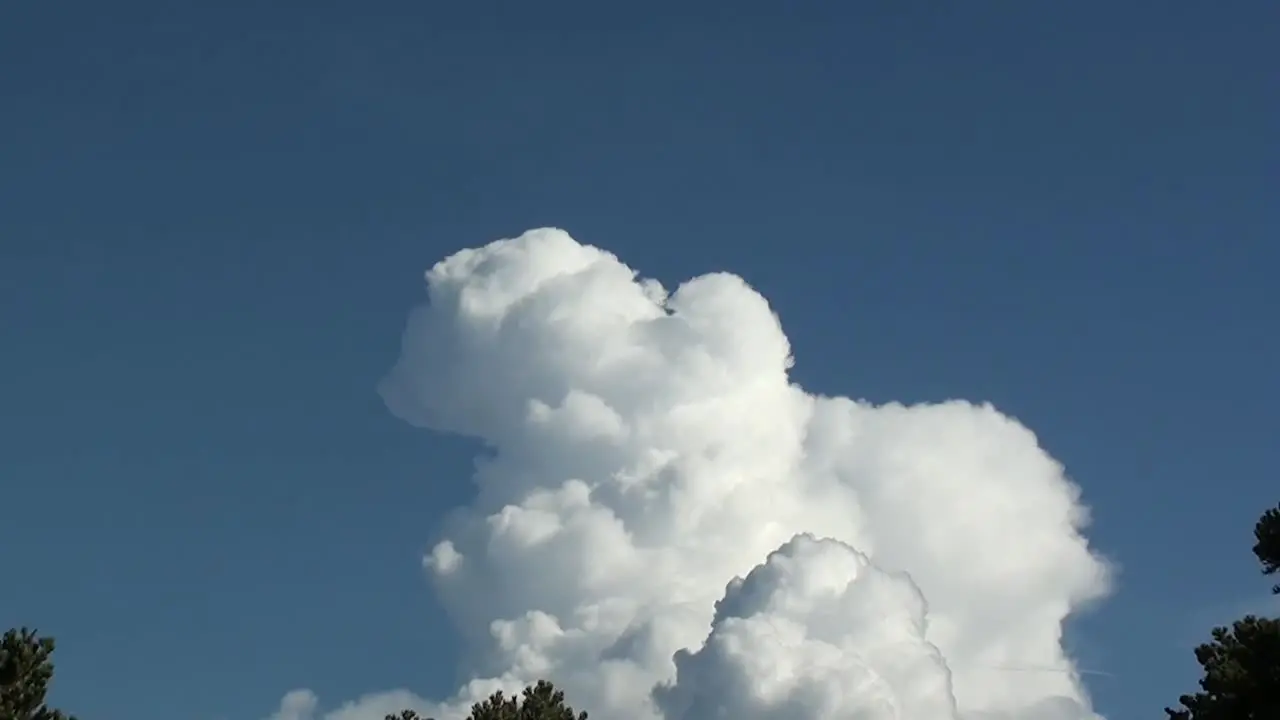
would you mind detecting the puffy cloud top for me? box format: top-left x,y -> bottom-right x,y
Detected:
655,534 -> 959,720
273,228 -> 1112,720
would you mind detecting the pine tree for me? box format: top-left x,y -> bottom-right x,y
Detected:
387,680 -> 587,720
1252,503 -> 1279,594
0,628 -> 76,720
1164,503 -> 1280,719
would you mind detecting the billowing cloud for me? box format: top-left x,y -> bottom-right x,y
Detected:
270,228 -> 1112,720
654,534 -> 959,720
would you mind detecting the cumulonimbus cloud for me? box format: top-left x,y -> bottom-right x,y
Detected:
266,228 -> 1113,720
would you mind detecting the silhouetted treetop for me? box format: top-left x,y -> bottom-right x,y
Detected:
1253,502 -> 1279,594
1164,502 -> 1280,719
385,680 -> 586,720
0,628 -> 76,720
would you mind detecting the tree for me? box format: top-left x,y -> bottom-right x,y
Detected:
0,628 -> 76,720
386,680 -> 587,720
1164,503 -> 1280,720
1252,502 -> 1279,594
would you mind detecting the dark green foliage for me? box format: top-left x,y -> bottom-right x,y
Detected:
1164,502 -> 1280,719
386,680 -> 587,720
0,628 -> 76,720
1164,616 -> 1280,720
1252,503 -> 1280,594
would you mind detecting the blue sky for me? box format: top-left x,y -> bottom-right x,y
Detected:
2,2 -> 1276,719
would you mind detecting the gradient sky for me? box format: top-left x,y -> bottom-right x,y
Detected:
2,2 -> 1277,719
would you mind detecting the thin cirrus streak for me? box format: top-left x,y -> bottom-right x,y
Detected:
267,227 -> 1114,720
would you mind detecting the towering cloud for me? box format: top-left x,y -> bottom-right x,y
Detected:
269,228 -> 1112,720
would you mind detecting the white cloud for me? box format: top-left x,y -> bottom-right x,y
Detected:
270,228 -> 1113,720
268,690 -> 319,720
654,534 -> 959,720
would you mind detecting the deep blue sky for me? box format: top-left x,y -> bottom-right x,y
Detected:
2,2 -> 1276,719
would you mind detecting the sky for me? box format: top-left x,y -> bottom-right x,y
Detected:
1,2 -> 1277,719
